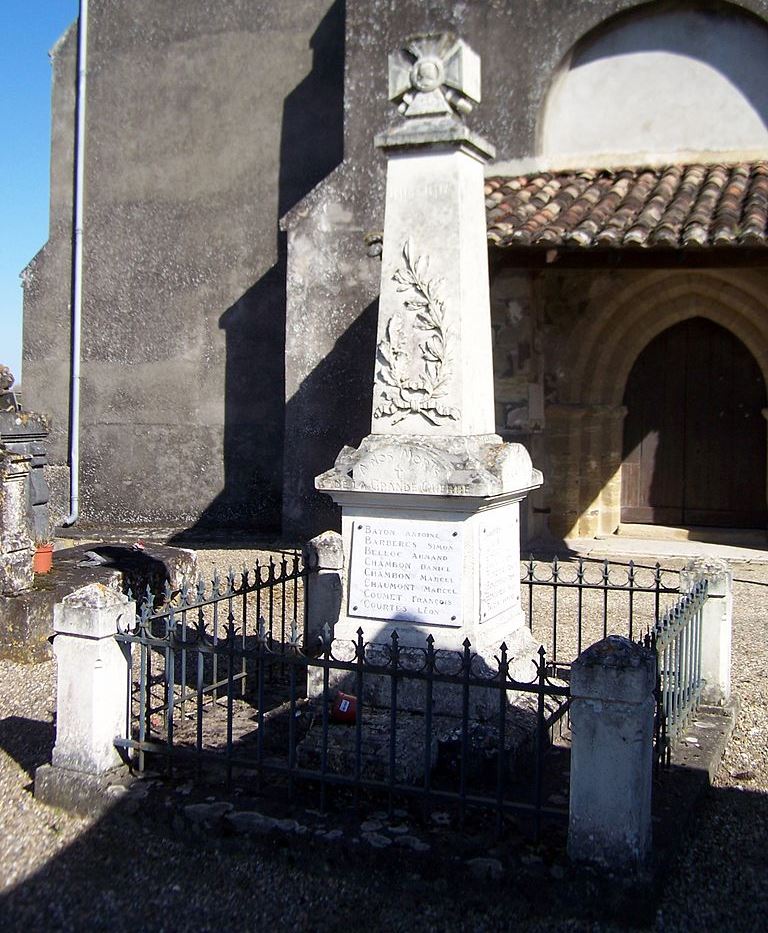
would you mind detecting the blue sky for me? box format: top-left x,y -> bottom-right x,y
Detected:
0,1 -> 78,384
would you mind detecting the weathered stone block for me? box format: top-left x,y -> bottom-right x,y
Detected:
50,584 -> 134,775
568,636 -> 656,872
297,708 -> 438,783
0,447 -> 33,595
307,627 -> 541,718
34,763 -> 132,817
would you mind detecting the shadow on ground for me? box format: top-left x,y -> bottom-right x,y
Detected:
2,702 -> 767,931
0,717 -> 54,781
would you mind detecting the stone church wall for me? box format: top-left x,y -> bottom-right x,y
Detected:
23,0 -> 346,530
21,0 -> 768,540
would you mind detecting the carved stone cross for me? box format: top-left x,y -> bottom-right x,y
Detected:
388,34 -> 481,119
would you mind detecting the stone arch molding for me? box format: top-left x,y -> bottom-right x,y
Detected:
548,270 -> 768,538
564,270 -> 768,408
540,2 -> 768,167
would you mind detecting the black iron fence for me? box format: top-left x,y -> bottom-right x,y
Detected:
112,554 -> 710,832
523,557 -> 681,672
115,555 -> 571,835
121,554 -> 310,766
647,578 -> 707,764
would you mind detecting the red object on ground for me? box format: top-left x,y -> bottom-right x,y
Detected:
330,692 -> 357,724
33,544 -> 54,574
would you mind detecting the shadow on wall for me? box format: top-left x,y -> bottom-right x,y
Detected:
282,300 -> 379,542
576,2 -> 768,129
171,1 -> 346,544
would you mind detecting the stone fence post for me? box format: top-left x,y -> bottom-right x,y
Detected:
568,635 -> 656,872
680,557 -> 732,704
303,530 -> 343,650
35,584 -> 135,814
0,447 -> 33,595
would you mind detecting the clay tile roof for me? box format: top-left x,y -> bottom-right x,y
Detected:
485,163 -> 768,250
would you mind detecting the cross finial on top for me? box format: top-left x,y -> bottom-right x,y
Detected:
388,34 -> 481,120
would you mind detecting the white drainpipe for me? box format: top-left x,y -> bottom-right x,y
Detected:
63,0 -> 88,526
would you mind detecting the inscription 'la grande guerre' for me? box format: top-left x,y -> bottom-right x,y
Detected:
354,444 -> 453,493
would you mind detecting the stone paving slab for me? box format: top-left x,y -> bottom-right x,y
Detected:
565,534 -> 768,564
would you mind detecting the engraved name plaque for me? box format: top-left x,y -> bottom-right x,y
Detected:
479,511 -> 518,622
348,517 -> 463,626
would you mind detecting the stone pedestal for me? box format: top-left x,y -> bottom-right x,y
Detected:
35,584 -> 134,814
680,557 -> 733,704
50,584 -> 133,774
316,434 -> 541,661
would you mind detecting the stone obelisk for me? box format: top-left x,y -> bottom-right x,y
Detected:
316,35 -> 542,667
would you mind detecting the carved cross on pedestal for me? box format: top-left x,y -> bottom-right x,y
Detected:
388,35 -> 481,119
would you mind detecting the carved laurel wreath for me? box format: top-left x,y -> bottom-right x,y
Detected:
373,240 -> 459,426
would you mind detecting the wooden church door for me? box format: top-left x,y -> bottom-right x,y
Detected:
621,317 -> 767,528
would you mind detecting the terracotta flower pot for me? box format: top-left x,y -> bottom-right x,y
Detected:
33,543 -> 54,574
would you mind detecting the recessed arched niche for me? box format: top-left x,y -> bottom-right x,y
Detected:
540,3 -> 768,168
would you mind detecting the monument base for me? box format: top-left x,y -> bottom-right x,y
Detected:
311,432 -> 544,740
34,763 -> 135,817
315,432 -> 542,654
296,695 -> 548,787
307,622 -> 542,718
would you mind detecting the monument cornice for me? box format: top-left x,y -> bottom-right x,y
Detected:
374,119 -> 496,163
318,486 -> 543,515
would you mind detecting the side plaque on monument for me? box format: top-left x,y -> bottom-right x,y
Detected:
478,511 -> 519,623
348,517 -> 463,627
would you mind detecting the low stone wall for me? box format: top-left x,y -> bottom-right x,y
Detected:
0,542 -> 197,662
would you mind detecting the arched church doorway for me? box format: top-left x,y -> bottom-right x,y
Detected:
621,318 -> 767,528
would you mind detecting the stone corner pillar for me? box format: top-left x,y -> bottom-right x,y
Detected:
568,635 -> 656,873
35,583 -> 135,815
303,530 -> 344,650
680,557 -> 732,704
0,446 -> 34,595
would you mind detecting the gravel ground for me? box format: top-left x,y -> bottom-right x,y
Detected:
1,549 -> 767,931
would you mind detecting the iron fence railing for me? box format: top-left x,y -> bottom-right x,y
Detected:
647,578 -> 708,763
125,553 -> 310,728
522,557 -> 681,671
115,574 -> 571,835
111,555 -> 709,829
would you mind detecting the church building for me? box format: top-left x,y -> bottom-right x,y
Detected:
22,0 -> 768,542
